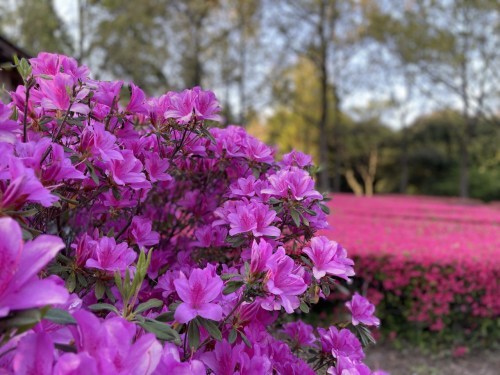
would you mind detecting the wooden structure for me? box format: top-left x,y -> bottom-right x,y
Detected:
0,34 -> 30,98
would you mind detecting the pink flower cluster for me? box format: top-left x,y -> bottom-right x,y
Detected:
0,53 -> 383,374
322,194 -> 500,341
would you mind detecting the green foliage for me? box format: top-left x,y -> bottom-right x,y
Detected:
3,0 -> 74,55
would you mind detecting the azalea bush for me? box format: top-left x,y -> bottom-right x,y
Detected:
322,194 -> 500,347
0,53 -> 387,374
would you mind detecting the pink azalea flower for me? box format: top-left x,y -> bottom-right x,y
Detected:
249,238 -> 273,275
327,356 -> 371,375
93,80 -> 123,107
262,248 -> 307,313
318,326 -> 364,362
262,167 -> 322,201
153,343 -> 205,375
200,340 -> 241,375
41,142 -> 85,182
129,216 -> 160,248
1,156 -> 59,209
192,86 -> 221,122
126,83 -> 148,115
280,150 -> 313,168
108,150 -> 151,190
173,267 -> 223,324
164,88 -> 195,124
144,152 -> 171,182
227,200 -> 280,238
230,175 -> 259,197
302,236 -> 355,281
70,310 -> 162,375
38,73 -> 89,114
0,101 -> 18,138
194,225 -> 227,248
0,217 -> 69,318
84,122 -> 124,162
282,320 -> 316,347
12,332 -> 54,375
164,87 -> 221,124
30,52 -> 61,76
31,52 -> 89,82
244,137 -> 274,163
346,293 -> 380,327
54,352 -> 99,375
85,236 -> 137,272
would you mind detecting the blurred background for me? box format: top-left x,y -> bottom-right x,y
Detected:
0,0 -> 499,201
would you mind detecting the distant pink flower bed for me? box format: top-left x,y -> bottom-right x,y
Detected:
321,194 -> 500,336
323,194 -> 500,265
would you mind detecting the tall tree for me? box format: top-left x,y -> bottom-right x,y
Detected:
366,0 -> 500,198
1,0 -> 73,55
270,0 -> 367,192
90,0 -> 171,92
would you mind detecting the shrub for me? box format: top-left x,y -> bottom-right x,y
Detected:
322,194 -> 500,347
0,53 -> 382,374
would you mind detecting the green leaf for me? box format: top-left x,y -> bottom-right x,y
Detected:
300,213 -> 310,226
66,272 -> 76,293
155,311 -> 175,322
187,319 -> 200,349
223,280 -> 244,295
139,319 -> 181,345
228,328 -> 237,344
94,280 -> 106,300
134,299 -> 163,315
198,318 -> 222,341
226,235 -> 246,248
221,273 -> 240,280
299,301 -> 310,313
319,203 -> 330,214
88,303 -> 119,314
168,302 -> 181,312
112,187 -> 121,200
290,208 -> 301,227
239,330 -> 252,348
335,283 -> 351,296
300,256 -> 313,268
355,324 -> 376,346
0,308 -> 42,330
44,308 -> 76,325
302,207 -> 317,216
76,272 -> 88,287
85,161 -> 99,185
321,283 -> 331,297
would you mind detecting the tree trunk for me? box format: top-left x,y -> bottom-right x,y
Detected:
332,83 -> 342,192
399,125 -> 409,193
459,116 -> 473,199
344,169 -> 363,196
317,0 -> 330,192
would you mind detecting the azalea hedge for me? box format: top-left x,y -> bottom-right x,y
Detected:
0,53 -> 389,374
323,195 -> 500,348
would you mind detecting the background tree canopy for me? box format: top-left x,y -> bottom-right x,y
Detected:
1,0 -> 498,201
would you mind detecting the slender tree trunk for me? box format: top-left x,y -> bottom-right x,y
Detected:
459,115 -> 473,199
332,83 -> 342,192
399,125 -> 409,193
458,138 -> 468,199
344,169 -> 363,196
238,8 -> 247,126
317,0 -> 330,192
193,28 -> 203,87
77,0 -> 86,63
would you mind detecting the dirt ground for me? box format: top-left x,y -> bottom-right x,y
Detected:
364,344 -> 500,375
